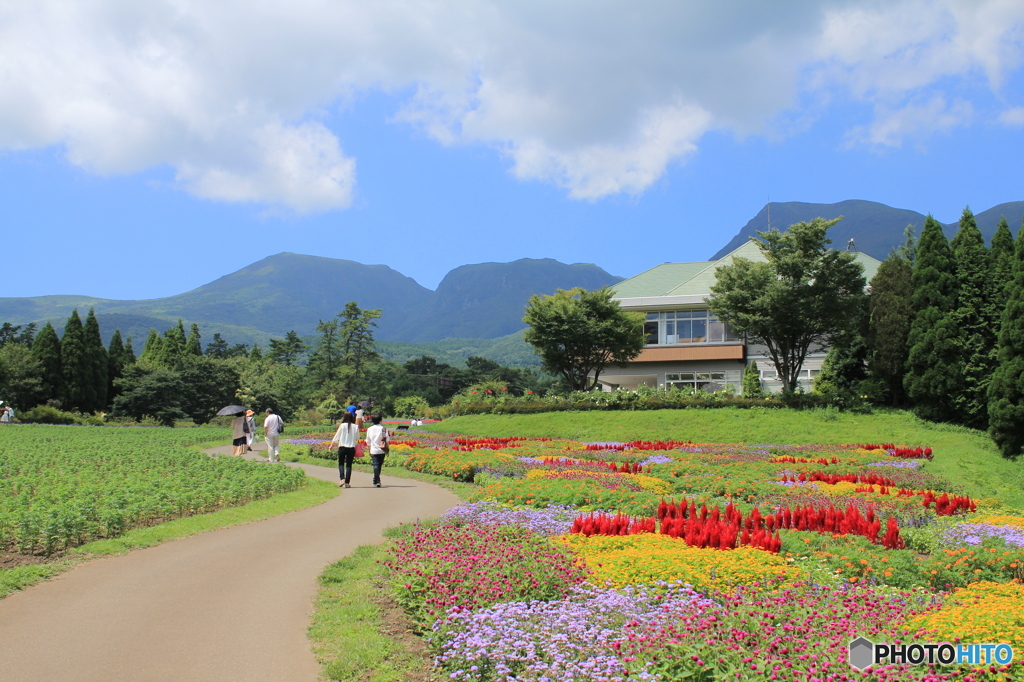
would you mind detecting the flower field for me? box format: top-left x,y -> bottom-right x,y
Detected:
316,429 -> 1024,680
1,425 -> 308,555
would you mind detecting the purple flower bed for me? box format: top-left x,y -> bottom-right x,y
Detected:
283,437 -> 328,445
867,460 -> 922,469
441,501 -> 582,537
943,522 -> 1024,548
639,454 -> 673,466
433,582 -> 716,682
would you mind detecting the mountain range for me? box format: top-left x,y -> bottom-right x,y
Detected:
0,256 -> 622,354
3,198 -> 1020,362
712,199 -> 1024,261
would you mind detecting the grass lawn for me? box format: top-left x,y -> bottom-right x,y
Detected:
424,408 -> 1024,508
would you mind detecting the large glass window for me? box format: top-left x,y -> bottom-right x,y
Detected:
644,310 -> 739,346
665,370 -> 741,392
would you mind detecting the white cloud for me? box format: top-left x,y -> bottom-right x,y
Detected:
844,96 -> 974,148
0,0 -> 1021,208
999,107 -> 1024,126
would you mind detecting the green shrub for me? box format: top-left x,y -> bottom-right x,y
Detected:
19,405 -> 79,424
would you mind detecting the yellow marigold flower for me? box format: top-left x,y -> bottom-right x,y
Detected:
552,534 -> 803,592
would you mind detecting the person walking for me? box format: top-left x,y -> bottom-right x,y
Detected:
244,410 -> 257,452
329,411 -> 359,488
263,408 -> 284,463
364,414 -> 389,488
229,413 -> 247,456
0,406 -> 10,425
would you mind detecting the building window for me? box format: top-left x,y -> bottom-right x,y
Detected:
665,370 -> 741,392
644,310 -> 739,346
761,368 -> 819,382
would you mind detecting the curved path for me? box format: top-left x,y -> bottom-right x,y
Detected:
0,442 -> 459,681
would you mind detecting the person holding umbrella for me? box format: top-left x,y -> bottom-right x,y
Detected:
216,405 -> 249,457
230,413 -> 248,456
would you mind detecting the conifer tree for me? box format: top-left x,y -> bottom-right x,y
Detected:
60,309 -> 89,411
186,323 -> 203,356
31,321 -> 62,404
866,254 -> 913,406
949,208 -> 995,428
140,329 -> 163,364
988,218 -> 1024,458
206,333 -> 228,359
108,329 -> 129,406
249,344 -> 263,362
989,217 -> 1015,322
161,321 -> 187,367
123,336 -> 136,363
904,216 -> 961,422
82,308 -> 108,412
742,361 -> 764,398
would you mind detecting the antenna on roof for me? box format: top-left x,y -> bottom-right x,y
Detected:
847,238 -> 857,252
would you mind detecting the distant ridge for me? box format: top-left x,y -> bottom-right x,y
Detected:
712,200 -> 1024,261
0,254 -> 622,348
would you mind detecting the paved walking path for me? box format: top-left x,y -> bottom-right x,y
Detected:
0,441 -> 459,681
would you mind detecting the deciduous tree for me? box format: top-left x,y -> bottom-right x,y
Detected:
708,217 -> 867,394
523,287 -> 645,392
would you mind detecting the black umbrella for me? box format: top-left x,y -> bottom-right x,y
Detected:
357,400 -> 373,409
216,405 -> 248,416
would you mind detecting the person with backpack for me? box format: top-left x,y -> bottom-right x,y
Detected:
263,408 -> 284,463
330,411 -> 360,488
364,414 -> 390,488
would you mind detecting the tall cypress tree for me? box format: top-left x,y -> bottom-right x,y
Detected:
989,217 -> 1015,323
82,308 -> 108,412
186,323 -> 203,356
904,216 -> 961,423
161,321 -> 187,367
140,329 -> 163,364
123,336 -> 136,364
988,218 -> 1024,458
31,321 -> 62,404
949,207 -> 994,428
60,309 -> 89,412
867,254 -> 914,406
108,329 -> 128,407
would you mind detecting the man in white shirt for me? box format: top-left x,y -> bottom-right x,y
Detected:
364,414 -> 389,488
263,408 -> 284,463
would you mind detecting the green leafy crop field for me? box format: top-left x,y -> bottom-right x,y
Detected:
0,425 -> 308,556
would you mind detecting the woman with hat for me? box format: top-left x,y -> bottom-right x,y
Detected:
245,410 -> 257,452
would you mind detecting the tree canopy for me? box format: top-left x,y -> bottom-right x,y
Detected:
523,287 -> 645,392
708,217 -> 867,394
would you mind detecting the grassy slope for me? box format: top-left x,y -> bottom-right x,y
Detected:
424,408 -> 1024,508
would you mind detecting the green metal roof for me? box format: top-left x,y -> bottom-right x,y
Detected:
614,240 -> 882,299
611,261 -> 714,297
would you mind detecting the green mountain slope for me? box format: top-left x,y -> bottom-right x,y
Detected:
395,258 -> 623,342
0,254 -> 619,350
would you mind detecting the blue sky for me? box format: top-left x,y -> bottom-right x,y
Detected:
3,1 -> 1023,299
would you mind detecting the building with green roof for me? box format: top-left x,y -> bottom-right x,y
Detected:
600,240 -> 882,393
